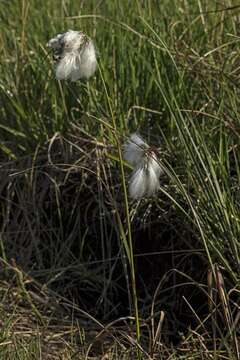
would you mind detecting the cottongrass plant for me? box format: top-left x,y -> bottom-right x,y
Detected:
48,30 -> 97,81
123,133 -> 162,199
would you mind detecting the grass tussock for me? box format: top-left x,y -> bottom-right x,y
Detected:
0,0 -> 240,359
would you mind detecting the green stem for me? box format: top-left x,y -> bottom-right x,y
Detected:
98,62 -> 140,344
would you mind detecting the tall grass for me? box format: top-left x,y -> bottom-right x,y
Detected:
0,0 -> 240,358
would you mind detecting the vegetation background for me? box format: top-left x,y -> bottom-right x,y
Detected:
0,0 -> 240,358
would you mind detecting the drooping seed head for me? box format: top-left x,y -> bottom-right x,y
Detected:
47,30 -> 97,81
123,133 -> 163,200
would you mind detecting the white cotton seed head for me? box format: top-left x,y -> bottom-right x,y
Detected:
48,30 -> 97,81
124,133 -> 162,200
48,30 -> 85,54
129,159 -> 160,200
145,162 -> 160,196
55,52 -> 79,81
123,133 -> 148,166
62,30 -> 85,52
77,40 -> 97,79
129,167 -> 148,200
148,153 -> 163,178
48,33 -> 64,50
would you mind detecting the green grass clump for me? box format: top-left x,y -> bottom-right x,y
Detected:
0,0 -> 240,359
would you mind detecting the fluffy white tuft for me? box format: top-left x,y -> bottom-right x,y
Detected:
145,162 -> 160,196
129,160 -> 161,200
48,30 -> 97,81
124,133 -> 162,200
129,167 -> 148,200
123,133 -> 148,166
62,30 -> 84,51
148,153 -> 163,178
48,34 -> 63,50
78,40 -> 97,79
55,52 -> 80,81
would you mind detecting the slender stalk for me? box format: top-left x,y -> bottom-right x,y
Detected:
98,62 -> 141,344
